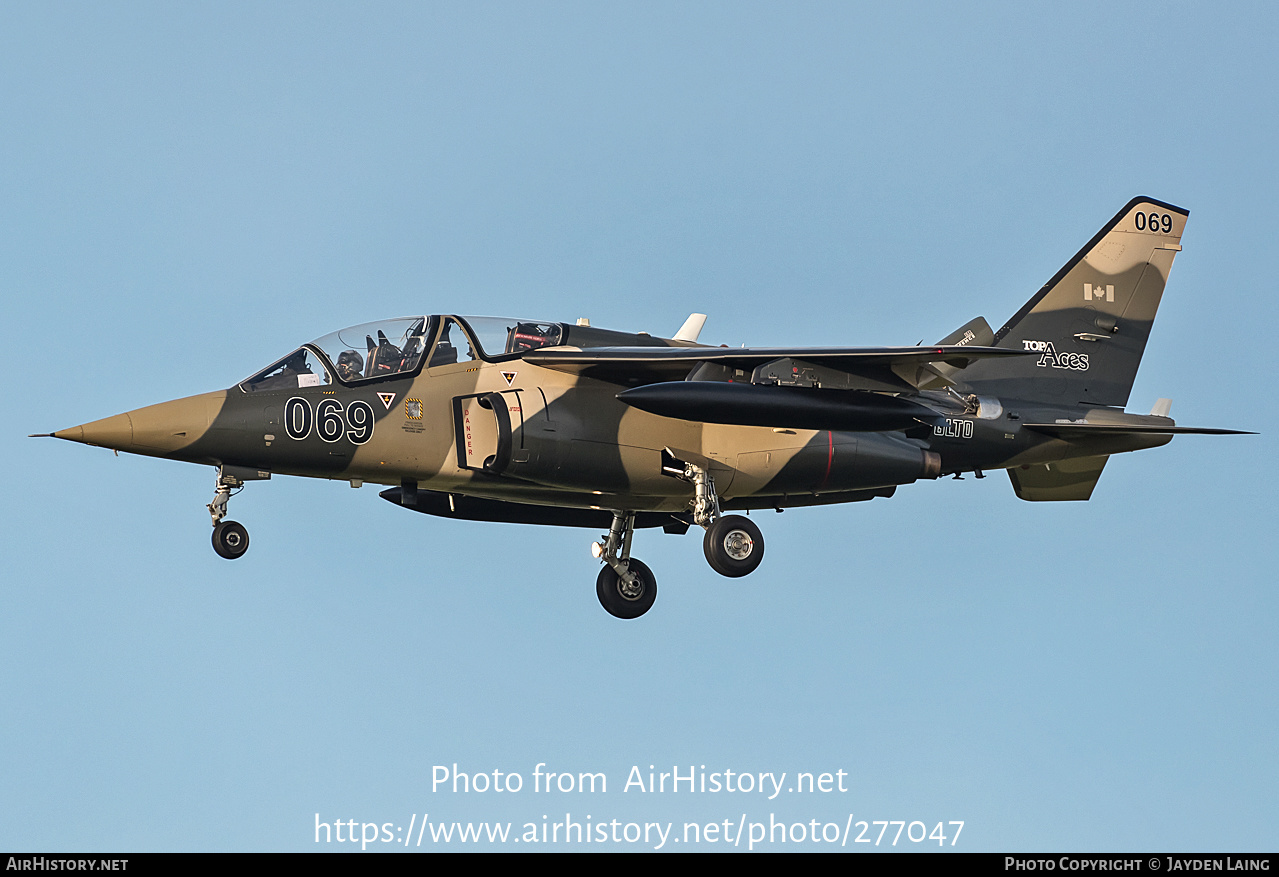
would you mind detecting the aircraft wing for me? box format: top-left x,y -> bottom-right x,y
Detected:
522,344 -> 1027,384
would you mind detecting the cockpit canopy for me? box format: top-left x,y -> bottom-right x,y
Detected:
308,316 -> 432,382
239,315 -> 567,392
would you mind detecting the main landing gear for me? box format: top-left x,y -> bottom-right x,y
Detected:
589,461 -> 767,619
207,467 -> 250,560
682,460 -> 765,578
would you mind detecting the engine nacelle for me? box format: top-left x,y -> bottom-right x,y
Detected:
731,431 -> 941,497
454,390 -> 942,498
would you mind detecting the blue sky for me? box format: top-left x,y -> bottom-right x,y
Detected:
2,2 -> 1274,852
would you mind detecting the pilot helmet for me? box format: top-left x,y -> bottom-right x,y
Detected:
336,350 -> 363,381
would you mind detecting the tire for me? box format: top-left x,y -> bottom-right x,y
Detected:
703,514 -> 764,577
212,520 -> 250,560
596,558 -> 657,619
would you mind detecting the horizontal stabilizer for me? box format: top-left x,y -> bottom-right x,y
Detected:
936,316 -> 994,348
1023,422 -> 1255,438
921,316 -> 996,389
1008,455 -> 1109,501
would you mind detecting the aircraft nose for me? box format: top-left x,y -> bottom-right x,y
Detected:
54,412 -> 133,448
52,391 -> 226,454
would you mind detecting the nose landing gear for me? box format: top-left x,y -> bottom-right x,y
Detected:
592,511 -> 657,619
207,466 -> 252,560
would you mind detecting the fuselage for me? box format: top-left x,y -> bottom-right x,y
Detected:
54,313 -> 1172,516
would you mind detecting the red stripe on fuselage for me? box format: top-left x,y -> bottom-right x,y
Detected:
816,430 -> 834,492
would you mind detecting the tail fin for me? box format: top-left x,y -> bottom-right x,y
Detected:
963,197 -> 1188,407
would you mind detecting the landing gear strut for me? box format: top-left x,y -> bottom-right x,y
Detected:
207,467 -> 250,560
592,511 -> 656,618
681,461 -> 766,578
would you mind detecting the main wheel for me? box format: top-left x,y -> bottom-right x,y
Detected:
703,514 -> 764,577
596,559 -> 657,619
212,520 -> 250,560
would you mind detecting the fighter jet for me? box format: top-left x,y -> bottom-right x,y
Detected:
37,197 -> 1249,618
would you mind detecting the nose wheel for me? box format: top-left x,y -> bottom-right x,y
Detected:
596,558 -> 657,619
212,520 -> 250,559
